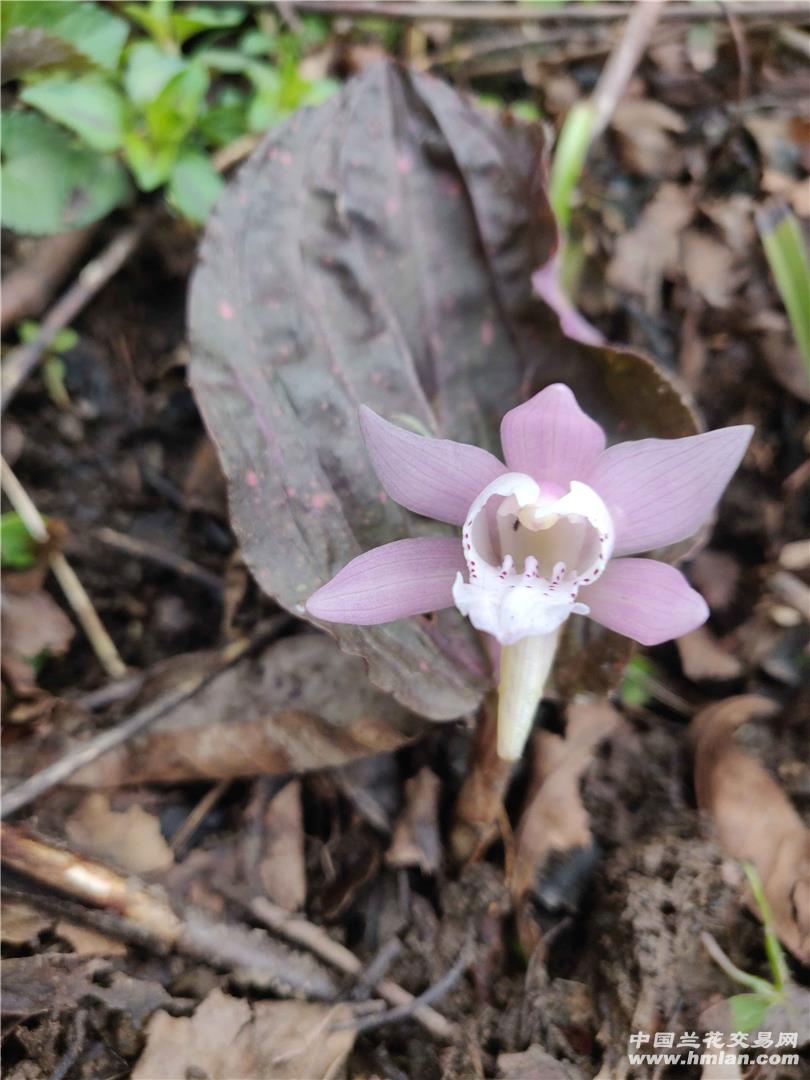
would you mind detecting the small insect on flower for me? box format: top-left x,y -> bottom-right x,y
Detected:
307,385 -> 752,760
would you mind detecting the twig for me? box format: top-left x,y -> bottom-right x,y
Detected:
1,455 -> 127,681
0,634 -> 253,819
93,526 -> 223,596
590,0 -> 665,142
1,823 -> 338,998
350,936 -> 404,1000
248,896 -> 458,1041
170,779 -> 231,856
72,671 -> 147,712
721,1 -> 752,104
1,215 -> 153,413
1,225 -> 99,333
332,936 -> 474,1035
299,2 -> 810,24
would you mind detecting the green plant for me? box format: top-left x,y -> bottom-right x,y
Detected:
703,863 -> 799,1034
1,511 -> 42,569
17,321 -> 78,407
756,200 -> 810,382
1,1 -> 339,232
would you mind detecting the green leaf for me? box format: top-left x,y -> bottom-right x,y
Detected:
124,41 -> 185,105
1,1 -> 129,78
1,109 -> 130,234
238,28 -> 277,57
122,131 -> 177,190
728,993 -> 777,1033
198,92 -> 248,148
619,654 -> 656,709
194,47 -> 253,74
757,201 -> 810,379
167,151 -> 223,224
171,4 -> 245,45
53,328 -> 79,353
549,100 -> 596,235
146,63 -> 209,145
122,1 -> 174,49
0,512 -> 40,569
21,76 -> 126,152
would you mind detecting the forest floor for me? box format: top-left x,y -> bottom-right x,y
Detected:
2,5 -> 809,1079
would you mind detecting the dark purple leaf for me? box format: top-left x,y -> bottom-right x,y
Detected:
189,61 -> 698,716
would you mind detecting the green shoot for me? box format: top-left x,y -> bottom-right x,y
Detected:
756,201 -> 810,380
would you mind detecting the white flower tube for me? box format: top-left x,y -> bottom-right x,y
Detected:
497,629 -> 560,760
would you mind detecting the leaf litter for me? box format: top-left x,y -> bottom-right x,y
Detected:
2,9 -> 809,1080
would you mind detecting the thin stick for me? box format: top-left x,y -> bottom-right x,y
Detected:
249,896 -> 458,1041
1,456 -> 127,680
333,936 -> 474,1035
1,216 -> 153,413
94,526 -> 223,596
299,2 -> 810,24
590,0 -> 665,142
0,635 -> 251,819
1,225 -> 99,333
170,779 -> 231,856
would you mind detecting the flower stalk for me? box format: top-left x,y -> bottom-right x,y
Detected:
497,630 -> 559,761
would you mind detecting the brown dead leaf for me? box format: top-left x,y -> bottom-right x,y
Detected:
65,793 -> 174,875
55,921 -> 127,956
689,550 -> 741,612
0,899 -> 52,944
498,1045 -> 586,1080
386,766 -> 442,874
677,626 -> 743,682
608,183 -> 693,315
690,696 -> 810,963
611,99 -> 686,177
66,635 -> 423,787
183,435 -> 228,517
133,988 -> 355,1080
258,780 -> 306,912
511,701 -> 624,952
1,584 -> 74,697
681,230 -> 742,308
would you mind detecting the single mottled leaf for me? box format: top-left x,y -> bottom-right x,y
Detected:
189,62 -> 697,719
1,110 -> 130,234
1,1 -> 128,79
21,76 -> 126,151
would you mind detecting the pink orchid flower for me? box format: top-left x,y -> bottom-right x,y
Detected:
307,385 -> 752,758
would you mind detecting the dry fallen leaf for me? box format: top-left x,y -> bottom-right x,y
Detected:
133,987 -> 356,1080
681,230 -> 742,308
66,635 -> 423,787
677,626 -> 743,682
498,1045 -> 586,1080
611,99 -> 686,177
608,183 -> 694,314
0,899 -> 52,944
1,584 -> 74,697
690,695 -> 810,963
258,780 -> 306,912
55,921 -> 127,956
65,793 -> 174,875
511,701 -> 624,952
386,766 -> 442,874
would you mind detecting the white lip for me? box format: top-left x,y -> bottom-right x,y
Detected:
452,471 -> 615,645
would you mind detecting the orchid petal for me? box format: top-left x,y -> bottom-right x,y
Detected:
579,557 -> 709,646
500,383 -> 606,486
587,426 -> 753,557
306,537 -> 464,625
360,407 -> 505,526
